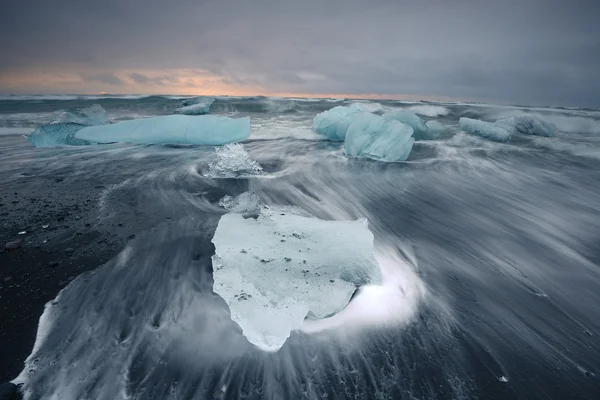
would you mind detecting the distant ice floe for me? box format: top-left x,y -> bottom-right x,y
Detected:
406,105 -> 449,117
459,116 -> 556,142
174,96 -> 215,115
205,143 -> 263,178
212,194 -> 382,350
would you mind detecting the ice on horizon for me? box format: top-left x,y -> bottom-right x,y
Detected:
75,115 -> 250,145
345,113 -> 415,162
175,96 -> 215,115
211,201 -> 382,350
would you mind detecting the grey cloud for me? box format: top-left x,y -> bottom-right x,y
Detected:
80,73 -> 124,86
1,0 -> 599,107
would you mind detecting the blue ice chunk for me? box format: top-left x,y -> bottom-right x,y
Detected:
51,104 -> 109,126
459,117 -> 511,142
496,116 -> 555,137
175,97 -> 215,115
344,113 -> 414,162
312,104 -> 365,141
382,110 -> 430,139
75,115 -> 250,145
27,123 -> 93,147
425,120 -> 445,135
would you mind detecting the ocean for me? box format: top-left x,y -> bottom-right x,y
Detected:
0,95 -> 599,399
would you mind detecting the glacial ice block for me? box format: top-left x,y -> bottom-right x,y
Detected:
75,115 -> 250,145
28,104 -> 110,147
382,110 -> 430,139
344,113 -> 414,162
459,117 -> 511,142
496,116 -> 556,137
204,143 -> 263,178
212,207 -> 382,350
175,96 -> 215,115
425,120 -> 445,135
28,123 -> 92,147
312,104 -> 365,140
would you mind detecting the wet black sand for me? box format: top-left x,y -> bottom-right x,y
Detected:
0,178 -> 123,384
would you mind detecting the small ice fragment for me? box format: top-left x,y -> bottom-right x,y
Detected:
42,225 -> 49,229
459,117 -> 511,142
205,143 -> 262,178
499,376 -> 509,383
18,231 -> 26,235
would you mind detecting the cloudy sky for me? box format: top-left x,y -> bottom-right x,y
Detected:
1,0 -> 598,107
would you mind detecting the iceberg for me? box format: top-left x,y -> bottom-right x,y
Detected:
27,123 -> 91,147
312,104 -> 365,141
460,116 -> 556,142
175,96 -> 215,115
459,117 -> 511,142
75,115 -> 250,145
425,120 -> 445,135
382,110 -> 430,139
497,116 -> 555,137
212,203 -> 382,350
28,104 -> 110,147
344,113 -> 414,162
205,143 -> 263,178
51,104 -> 109,126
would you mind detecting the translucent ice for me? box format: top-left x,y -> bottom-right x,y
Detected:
218,192 -> 262,219
175,96 -> 215,115
425,120 -> 445,135
212,206 -> 382,350
51,104 -> 109,126
312,104 -> 365,141
497,116 -> 556,137
460,116 -> 555,142
459,117 -> 511,142
383,110 -> 430,139
205,143 -> 263,178
28,104 -> 109,147
27,123 -> 91,147
75,115 -> 250,145
344,113 -> 414,162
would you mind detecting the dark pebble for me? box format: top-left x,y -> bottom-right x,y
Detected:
128,234 -> 136,240
4,240 -> 22,250
65,248 -> 75,254
48,261 -> 60,268
0,382 -> 17,400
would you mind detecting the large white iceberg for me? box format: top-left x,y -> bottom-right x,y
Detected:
382,110 -> 430,139
212,204 -> 382,350
460,116 -> 555,142
312,104 -> 365,140
205,143 -> 263,178
344,113 -> 414,162
175,96 -> 215,115
75,115 -> 250,145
